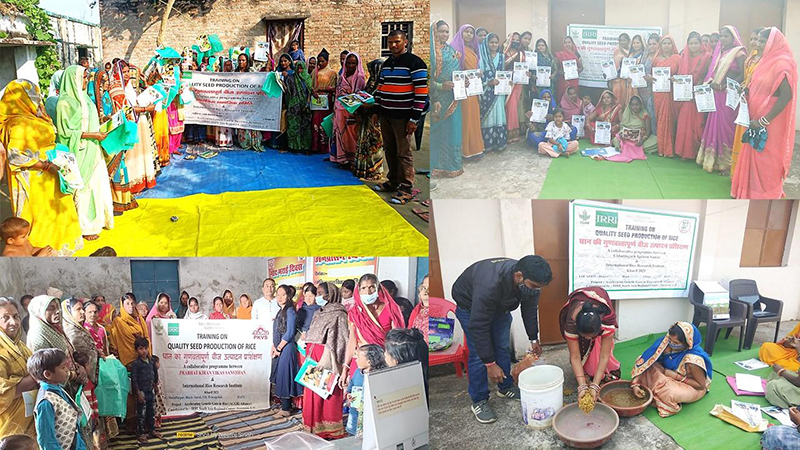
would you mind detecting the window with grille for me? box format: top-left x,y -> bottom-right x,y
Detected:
381,22 -> 413,57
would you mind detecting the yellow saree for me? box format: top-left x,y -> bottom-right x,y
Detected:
0,80 -> 83,255
0,327 -> 35,438
108,300 -> 149,367
760,322 -> 800,371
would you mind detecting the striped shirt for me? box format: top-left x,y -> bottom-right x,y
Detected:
374,51 -> 429,122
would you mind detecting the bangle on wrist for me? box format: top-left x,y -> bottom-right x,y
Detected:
779,369 -> 786,377
484,361 -> 497,368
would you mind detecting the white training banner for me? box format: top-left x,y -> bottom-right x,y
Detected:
151,318 -> 272,414
362,362 -> 429,450
566,24 -> 662,88
183,71 -> 282,131
569,200 -> 699,299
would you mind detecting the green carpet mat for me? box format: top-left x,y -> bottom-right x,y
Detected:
538,139 -> 732,199
614,332 -> 777,450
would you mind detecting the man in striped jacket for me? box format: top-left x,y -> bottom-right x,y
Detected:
371,29 -> 429,204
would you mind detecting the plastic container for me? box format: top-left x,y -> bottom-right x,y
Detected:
519,364 -> 564,429
263,431 -> 335,450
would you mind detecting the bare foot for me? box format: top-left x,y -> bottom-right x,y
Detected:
83,234 -> 99,241
276,410 -> 291,418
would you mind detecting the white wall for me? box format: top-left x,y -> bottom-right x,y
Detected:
506,0 -> 549,44
430,0 -> 454,33
14,46 -> 38,86
785,0 -> 800,131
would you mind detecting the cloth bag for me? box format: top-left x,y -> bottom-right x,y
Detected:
95,357 -> 131,419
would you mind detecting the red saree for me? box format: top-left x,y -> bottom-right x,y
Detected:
652,36 -> 681,157
555,40 -> 582,101
585,90 -> 622,145
302,343 -> 347,439
675,42 -> 711,159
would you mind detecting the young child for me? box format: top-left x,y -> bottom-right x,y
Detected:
1,218 -> 56,257
0,435 -> 36,450
28,348 -> 87,450
581,94 -> 596,117
346,344 -> 387,436
538,109 -> 580,158
131,337 -> 162,443
152,355 -> 167,428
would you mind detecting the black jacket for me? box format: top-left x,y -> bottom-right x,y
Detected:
452,258 -> 540,364
130,357 -> 158,394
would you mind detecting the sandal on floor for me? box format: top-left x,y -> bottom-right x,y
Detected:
373,182 -> 397,193
390,190 -> 414,205
412,208 -> 430,222
420,199 -> 431,208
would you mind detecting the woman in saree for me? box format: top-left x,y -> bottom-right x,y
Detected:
338,274 -> 405,389
585,90 -> 622,145
56,65 -> 115,241
333,52 -> 366,165
126,65 -> 160,194
480,32 -> 508,152
311,49 -> 338,155
95,295 -> 115,329
186,298 -> 207,320
430,21 -> 464,178
26,295 -> 81,395
476,27 -> 488,46
559,287 -> 620,411
0,298 -> 37,439
760,318 -> 800,372
286,60 -> 313,154
651,36 -> 681,158
640,34 -> 661,133
766,360 -> 800,409
610,33 -> 633,111
410,275 -> 430,342
732,27 -> 797,200
697,25 -> 746,174
106,61 -> 140,212
93,69 -> 113,123
450,24 -> 485,158
535,38 -> 559,97
353,59 -> 385,180
145,293 -> 176,337
209,297 -> 230,320
222,289 -> 237,318
83,300 -> 109,357
0,79 -> 83,255
504,32 -> 526,144
560,86 -> 582,129
234,54 -> 264,152
675,32 -> 712,160
108,293 -> 148,368
631,322 -> 712,417
176,291 -> 190,319
730,28 -> 765,175
44,70 -> 64,123
237,294 -> 253,320
264,54 -> 293,151
166,96 -> 184,157
608,95 -> 657,162
302,282 -> 349,438
555,36 -> 583,102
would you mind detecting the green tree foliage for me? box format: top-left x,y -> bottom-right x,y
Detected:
2,0 -> 60,91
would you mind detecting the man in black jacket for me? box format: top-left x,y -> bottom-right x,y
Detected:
452,256 -> 552,424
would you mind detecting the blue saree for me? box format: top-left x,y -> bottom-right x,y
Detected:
431,23 -> 464,178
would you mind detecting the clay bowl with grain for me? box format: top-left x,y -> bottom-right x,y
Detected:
598,380 -> 653,417
552,402 -> 619,449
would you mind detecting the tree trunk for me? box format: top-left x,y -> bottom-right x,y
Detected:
156,0 -> 177,47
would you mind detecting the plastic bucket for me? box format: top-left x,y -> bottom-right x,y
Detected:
519,365 -> 564,429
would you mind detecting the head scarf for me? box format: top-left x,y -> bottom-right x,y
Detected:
449,24 -> 480,69
93,69 -> 107,117
595,89 -> 619,114
56,66 -> 98,184
535,38 -> 555,67
348,284 -> 405,347
653,35 -> 680,64
613,33 -> 631,67
237,295 -> 253,320
556,36 -> 581,64
478,32 -> 504,121
0,80 -> 53,173
502,32 -> 519,57
560,86 -> 582,121
108,296 -> 149,366
146,293 -> 175,334
48,70 -> 64,98
305,283 -> 349,372
747,27 -> 797,179
539,89 -> 557,112
365,58 -> 384,94
704,25 -> 746,85
176,291 -> 189,319
677,33 -> 712,83
558,286 -> 618,364
97,302 -> 115,327
476,27 -> 490,63
632,322 -> 713,381
287,60 -> 313,100
619,95 -> 648,131
26,295 -> 75,365
61,298 -> 99,384
185,304 -> 207,320
338,51 -> 367,95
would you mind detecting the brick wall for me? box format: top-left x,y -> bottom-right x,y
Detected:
100,0 -> 429,70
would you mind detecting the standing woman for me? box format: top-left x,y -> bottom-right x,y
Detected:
311,49 -> 338,155
56,65 -> 114,241
354,59 -> 385,180
107,293 -> 148,367
0,298 -> 37,439
83,301 -> 109,357
555,36 -> 583,102
333,52 -> 366,166
286,60 -> 314,154
732,27 -> 797,199
145,293 -> 176,337
93,69 -> 113,123
0,80 -> 83,255
265,54 -> 294,151
127,68 -> 159,193
697,25 -> 746,174
585,90 -> 622,145
209,297 -> 231,320
237,294 -> 253,320
534,38 -> 559,97
106,61 -> 140,214
675,32 -> 712,160
176,291 -> 190,319
475,28 -> 488,46
450,24 -> 485,158
503,32 -> 526,143
610,34 -> 633,110
730,28 -> 765,176
235,53 -> 264,152
560,287 -> 620,410
222,289 -> 237,318
651,36 -> 681,157
26,296 -> 80,394
480,32 -> 508,152
430,20 -> 464,178
640,34 -> 661,134
302,282 -> 349,438
271,285 -> 303,417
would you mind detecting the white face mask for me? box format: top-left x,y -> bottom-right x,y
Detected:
315,296 -> 327,307
361,292 -> 378,305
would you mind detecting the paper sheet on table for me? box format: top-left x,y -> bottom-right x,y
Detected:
735,374 -> 765,393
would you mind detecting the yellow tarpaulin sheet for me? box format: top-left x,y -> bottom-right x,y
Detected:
75,185 -> 428,256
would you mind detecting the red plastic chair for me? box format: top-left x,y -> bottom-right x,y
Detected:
427,297 -> 469,378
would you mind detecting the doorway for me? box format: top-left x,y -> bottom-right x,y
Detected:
531,200 -> 570,344
455,0 -> 506,39
550,0 -> 605,49
719,0 -> 784,41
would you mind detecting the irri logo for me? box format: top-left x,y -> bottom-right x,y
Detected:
595,211 -> 618,228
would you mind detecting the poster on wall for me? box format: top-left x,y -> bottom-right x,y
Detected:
566,24 -> 663,88
568,200 -> 699,299
268,257 -> 306,289
183,71 -> 281,131
312,257 -> 378,285
151,319 -> 272,414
